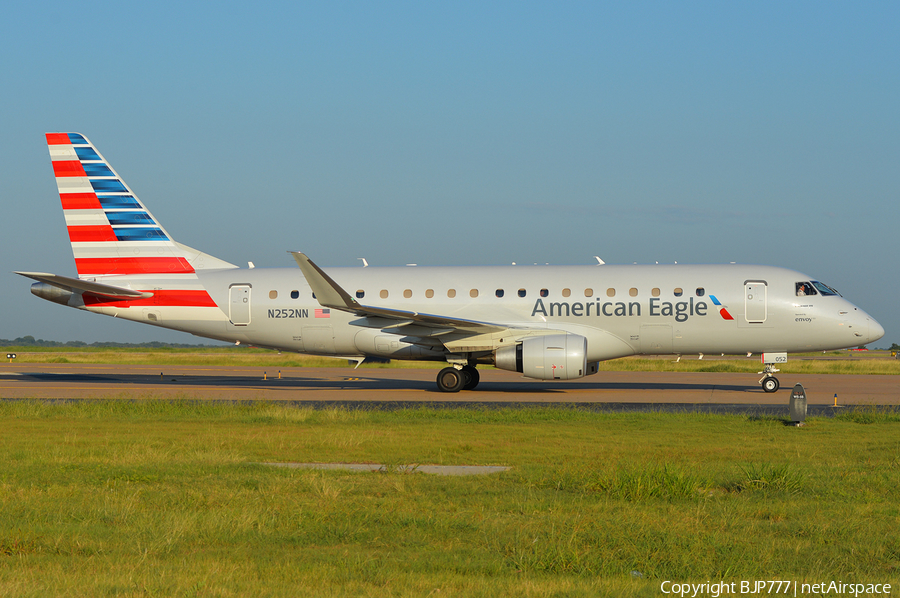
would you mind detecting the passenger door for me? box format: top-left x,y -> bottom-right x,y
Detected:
744,281 -> 767,323
229,285 -> 251,326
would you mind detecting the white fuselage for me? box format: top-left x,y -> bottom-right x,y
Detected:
59,263 -> 882,361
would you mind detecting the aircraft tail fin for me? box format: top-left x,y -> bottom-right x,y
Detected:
46,133 -> 236,278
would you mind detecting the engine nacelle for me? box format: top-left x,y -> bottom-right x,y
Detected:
494,333 -> 589,380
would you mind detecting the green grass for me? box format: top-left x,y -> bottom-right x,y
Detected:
0,401 -> 898,596
594,354 -> 900,375
3,346 -> 899,375
0,346 -> 445,369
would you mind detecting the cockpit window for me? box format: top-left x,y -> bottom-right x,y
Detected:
795,282 -> 817,297
811,281 -> 841,296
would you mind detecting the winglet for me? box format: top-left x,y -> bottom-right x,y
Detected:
290,252 -> 361,312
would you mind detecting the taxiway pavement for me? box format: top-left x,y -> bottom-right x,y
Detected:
1,363 -> 896,407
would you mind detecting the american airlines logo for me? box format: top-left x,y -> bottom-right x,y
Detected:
709,295 -> 734,320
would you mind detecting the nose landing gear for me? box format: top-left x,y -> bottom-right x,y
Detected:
760,369 -> 780,393
758,352 -> 786,393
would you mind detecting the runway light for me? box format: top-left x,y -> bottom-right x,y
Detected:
7,353 -> 15,363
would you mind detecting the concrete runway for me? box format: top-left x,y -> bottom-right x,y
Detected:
1,363 -> 896,411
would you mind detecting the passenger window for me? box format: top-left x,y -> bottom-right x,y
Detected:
630,288 -> 638,297
470,289 -> 479,298
269,290 -> 277,300
425,289 -> 434,298
290,290 -> 299,299
380,290 -> 388,299
696,288 -> 705,297
562,288 -> 571,298
674,288 -> 683,297
448,289 -> 456,298
496,289 -> 504,298
356,290 -> 364,299
651,288 -> 660,297
403,289 -> 412,298
607,288 -> 615,297
540,289 -> 549,297
584,288 -> 593,297
518,289 -> 526,297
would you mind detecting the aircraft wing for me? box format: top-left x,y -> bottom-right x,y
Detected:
15,272 -> 153,299
290,252 -> 507,334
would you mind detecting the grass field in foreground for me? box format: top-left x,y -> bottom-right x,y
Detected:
3,346 -> 899,375
1,402 -> 898,597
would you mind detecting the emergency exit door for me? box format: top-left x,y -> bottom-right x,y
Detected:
229,285 -> 251,325
744,281 -> 767,323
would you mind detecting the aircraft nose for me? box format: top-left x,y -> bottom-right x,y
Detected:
868,317 -> 885,344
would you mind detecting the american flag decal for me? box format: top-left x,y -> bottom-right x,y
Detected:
315,308 -> 331,318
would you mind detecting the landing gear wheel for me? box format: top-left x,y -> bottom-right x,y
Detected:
436,367 -> 465,393
461,365 -> 480,390
762,377 -> 780,393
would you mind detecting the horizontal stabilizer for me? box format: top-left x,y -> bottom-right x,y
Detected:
14,271 -> 152,298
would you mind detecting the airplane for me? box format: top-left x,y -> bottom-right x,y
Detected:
17,133 -> 885,393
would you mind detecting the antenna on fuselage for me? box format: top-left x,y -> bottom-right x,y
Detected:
594,256 -> 605,265
358,258 -> 369,267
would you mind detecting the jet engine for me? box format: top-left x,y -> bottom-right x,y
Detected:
494,333 -> 589,380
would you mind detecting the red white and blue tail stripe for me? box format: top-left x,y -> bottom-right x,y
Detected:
47,133 -> 234,277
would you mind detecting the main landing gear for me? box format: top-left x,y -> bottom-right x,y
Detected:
436,365 -> 480,392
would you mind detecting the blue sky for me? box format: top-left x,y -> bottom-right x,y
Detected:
1,2 -> 898,345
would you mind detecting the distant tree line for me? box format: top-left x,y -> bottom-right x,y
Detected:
0,336 -> 223,348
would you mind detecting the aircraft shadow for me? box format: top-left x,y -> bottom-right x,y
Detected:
12,372 -> 758,394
